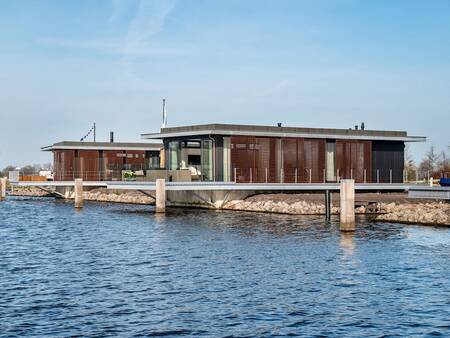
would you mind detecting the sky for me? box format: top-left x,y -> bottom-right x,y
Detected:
1,0 -> 449,168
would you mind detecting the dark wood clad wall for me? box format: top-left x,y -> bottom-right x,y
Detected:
54,149 -> 149,181
303,139 -> 326,183
372,141 -> 405,183
123,150 -> 146,168
75,150 -> 100,180
102,150 -> 125,180
335,140 -> 372,182
230,136 -> 326,183
54,150 -> 75,181
230,136 -> 256,182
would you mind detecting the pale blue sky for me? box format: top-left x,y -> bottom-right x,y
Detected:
1,0 -> 449,167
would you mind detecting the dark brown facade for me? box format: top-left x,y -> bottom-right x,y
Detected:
43,142 -> 162,181
160,134 -> 405,183
143,123 -> 425,184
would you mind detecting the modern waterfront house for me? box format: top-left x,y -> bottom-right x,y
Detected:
42,141 -> 162,181
142,123 -> 426,183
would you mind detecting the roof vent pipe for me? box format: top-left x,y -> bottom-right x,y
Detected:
361,122 -> 365,130
355,125 -> 359,130
277,123 -> 282,127
110,131 -> 114,143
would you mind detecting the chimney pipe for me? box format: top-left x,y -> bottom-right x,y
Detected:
110,131 -> 114,143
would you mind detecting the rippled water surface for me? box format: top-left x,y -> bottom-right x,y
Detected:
1,197 -> 450,337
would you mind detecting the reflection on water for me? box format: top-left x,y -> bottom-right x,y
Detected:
1,197 -> 450,337
340,231 -> 356,256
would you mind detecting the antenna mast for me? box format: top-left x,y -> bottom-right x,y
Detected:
162,99 -> 167,129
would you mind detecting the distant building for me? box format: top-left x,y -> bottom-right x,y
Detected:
42,141 -> 162,181
142,123 -> 425,183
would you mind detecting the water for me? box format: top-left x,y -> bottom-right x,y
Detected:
1,197 -> 450,337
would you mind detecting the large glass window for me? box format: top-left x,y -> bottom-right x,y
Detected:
202,139 -> 213,181
326,141 -> 336,181
168,141 -> 179,170
223,137 -> 231,182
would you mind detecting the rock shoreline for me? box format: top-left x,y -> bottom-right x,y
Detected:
10,187 -> 155,205
8,188 -> 449,226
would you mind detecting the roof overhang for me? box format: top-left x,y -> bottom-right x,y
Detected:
141,130 -> 426,143
42,142 -> 163,152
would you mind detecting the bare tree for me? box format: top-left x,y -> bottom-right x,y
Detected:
404,144 -> 416,181
1,166 -> 16,177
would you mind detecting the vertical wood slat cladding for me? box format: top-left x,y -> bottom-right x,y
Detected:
231,137 -> 326,183
75,150 -> 100,180
54,150 -> 75,181
282,138 -> 298,183
372,141 -> 404,183
123,150 -> 146,169
302,139 -> 326,183
230,136 -> 255,182
281,138 -> 325,183
335,140 -> 372,182
102,150 -> 124,180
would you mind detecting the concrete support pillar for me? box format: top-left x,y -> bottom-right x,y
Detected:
0,177 -> 6,201
155,178 -> 166,213
74,178 -> 83,208
340,179 -> 355,231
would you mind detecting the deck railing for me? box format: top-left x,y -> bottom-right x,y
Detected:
42,168 -> 450,184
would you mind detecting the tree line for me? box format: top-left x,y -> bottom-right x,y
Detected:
405,145 -> 450,179
0,163 -> 53,178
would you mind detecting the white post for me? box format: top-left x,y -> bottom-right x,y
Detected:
377,169 -> 380,184
250,168 -> 253,184
363,169 -> 367,184
74,178 -> 83,208
350,168 -> 353,180
323,168 -> 326,183
309,169 -> 312,184
390,169 -> 392,184
337,169 -> 340,182
295,168 -> 298,184
265,168 -> 268,183
0,177 -> 7,201
281,168 -> 284,183
340,179 -> 355,231
156,178 -> 166,213
234,168 -> 237,183
429,177 -> 433,187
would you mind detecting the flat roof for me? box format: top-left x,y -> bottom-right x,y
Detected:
141,123 -> 426,142
42,141 -> 162,152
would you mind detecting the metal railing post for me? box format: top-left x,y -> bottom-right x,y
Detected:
295,168 -> 298,184
350,168 -> 353,180
234,168 -> 237,183
281,168 -> 284,183
337,169 -> 340,182
390,169 -> 392,184
364,169 -> 367,184
377,169 -> 380,184
250,168 -> 253,184
309,169 -> 312,184
323,168 -> 326,183
265,168 -> 268,183
415,170 -> 418,183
